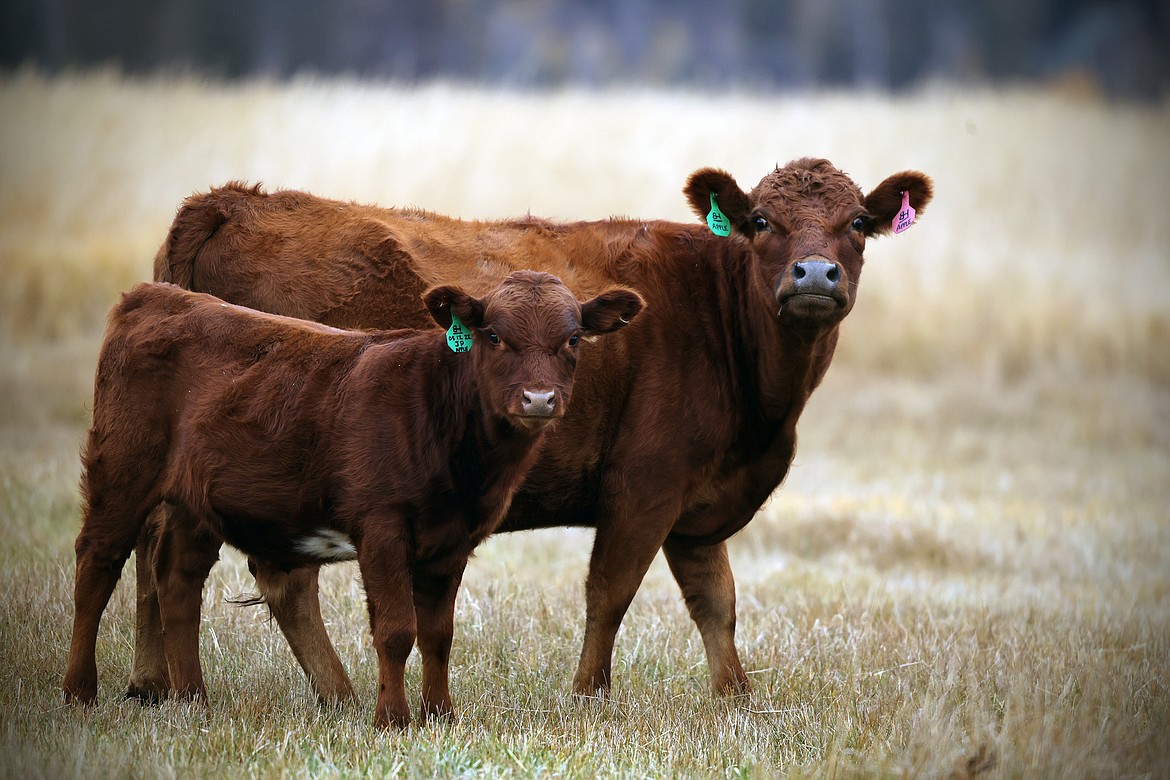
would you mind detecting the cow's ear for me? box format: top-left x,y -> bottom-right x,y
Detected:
862,171 -> 934,237
423,285 -> 485,329
580,287 -> 645,335
684,168 -> 752,235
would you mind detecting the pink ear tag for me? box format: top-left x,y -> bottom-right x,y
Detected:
892,190 -> 915,234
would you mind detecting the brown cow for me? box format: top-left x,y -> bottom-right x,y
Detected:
128,157 -> 932,705
62,274 -> 643,728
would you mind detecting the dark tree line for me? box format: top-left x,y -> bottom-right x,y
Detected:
2,0 -> 1166,99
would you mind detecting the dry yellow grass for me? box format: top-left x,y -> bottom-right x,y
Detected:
0,71 -> 1167,778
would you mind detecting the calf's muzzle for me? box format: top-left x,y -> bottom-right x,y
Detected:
520,389 -> 557,418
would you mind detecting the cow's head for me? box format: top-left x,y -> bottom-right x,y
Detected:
685,158 -> 933,329
424,270 -> 644,431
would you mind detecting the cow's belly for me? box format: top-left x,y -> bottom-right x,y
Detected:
498,467 -> 602,532
671,452 -> 796,543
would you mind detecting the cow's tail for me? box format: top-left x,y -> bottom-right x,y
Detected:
153,181 -> 265,288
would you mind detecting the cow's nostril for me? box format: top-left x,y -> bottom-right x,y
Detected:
791,260 -> 839,291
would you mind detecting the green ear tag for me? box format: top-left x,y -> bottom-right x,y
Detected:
446,312 -> 473,353
707,192 -> 731,236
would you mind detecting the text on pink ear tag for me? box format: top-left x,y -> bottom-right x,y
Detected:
892,190 -> 915,234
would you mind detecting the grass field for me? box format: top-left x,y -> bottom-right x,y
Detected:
1,71 -> 1168,778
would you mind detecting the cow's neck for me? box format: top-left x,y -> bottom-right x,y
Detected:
718,244 -> 841,446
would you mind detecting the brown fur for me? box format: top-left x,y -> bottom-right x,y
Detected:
128,158 -> 932,704
63,274 -> 642,728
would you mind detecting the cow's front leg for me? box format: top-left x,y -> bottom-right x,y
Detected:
251,559 -> 356,704
153,512 -> 220,701
572,498 -> 676,696
662,536 -> 750,695
357,532 -> 415,729
411,565 -> 466,721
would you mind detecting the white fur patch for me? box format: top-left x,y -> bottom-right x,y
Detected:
296,528 -> 357,562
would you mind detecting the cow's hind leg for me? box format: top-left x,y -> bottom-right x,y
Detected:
412,566 -> 466,721
64,481 -> 161,705
125,508 -> 172,703
662,536 -> 750,695
153,513 -> 220,702
250,559 -> 356,704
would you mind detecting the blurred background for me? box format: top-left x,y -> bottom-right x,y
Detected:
1,4 -> 1169,776
2,0 -> 1167,99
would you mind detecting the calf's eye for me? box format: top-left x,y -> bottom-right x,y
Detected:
487,332 -> 501,345
568,334 -> 580,348
752,216 -> 770,232
851,216 -> 867,232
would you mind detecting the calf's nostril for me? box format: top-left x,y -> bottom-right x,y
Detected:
826,265 -> 840,283
521,390 -> 557,416
792,265 -> 806,280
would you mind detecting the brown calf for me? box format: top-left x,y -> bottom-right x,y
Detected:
63,273 -> 642,728
131,157 -> 932,703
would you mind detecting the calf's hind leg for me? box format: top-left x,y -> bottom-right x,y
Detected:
64,477 -> 162,704
126,508 -> 175,702
153,513 -> 220,701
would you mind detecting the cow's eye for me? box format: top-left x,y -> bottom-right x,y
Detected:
486,331 -> 501,345
851,216 -> 867,232
752,216 -> 770,232
567,334 -> 580,348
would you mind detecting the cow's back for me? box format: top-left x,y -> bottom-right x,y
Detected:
155,184 -> 645,330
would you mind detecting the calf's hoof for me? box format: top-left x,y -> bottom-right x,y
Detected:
420,699 -> 455,723
373,708 -> 411,730
62,681 -> 97,706
125,677 -> 171,705
713,670 -> 752,698
167,684 -> 210,705
313,683 -> 358,708
570,674 -> 612,699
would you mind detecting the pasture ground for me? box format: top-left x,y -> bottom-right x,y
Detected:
1,72 -> 1167,778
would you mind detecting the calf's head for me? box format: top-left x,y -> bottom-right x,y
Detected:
685,157 -> 933,329
424,270 -> 644,431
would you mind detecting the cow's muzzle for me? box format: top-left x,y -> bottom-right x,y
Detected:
775,257 -> 848,319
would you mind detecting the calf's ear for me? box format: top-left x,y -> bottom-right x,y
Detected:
581,288 -> 645,334
862,171 -> 934,237
423,285 -> 485,329
684,168 -> 752,234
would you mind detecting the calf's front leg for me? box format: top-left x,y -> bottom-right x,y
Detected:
411,565 -> 466,721
357,531 -> 416,729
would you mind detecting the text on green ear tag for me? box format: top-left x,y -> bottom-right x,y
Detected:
446,312 -> 473,353
707,192 -> 731,236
